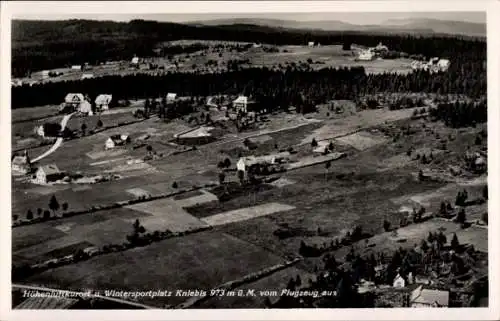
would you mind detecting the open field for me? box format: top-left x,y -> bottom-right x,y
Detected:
22,231 -> 286,307
12,105 -> 60,123
335,131 -> 388,151
125,198 -> 209,232
13,207 -> 151,264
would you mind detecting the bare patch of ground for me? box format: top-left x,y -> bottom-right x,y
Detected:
201,202 -> 296,226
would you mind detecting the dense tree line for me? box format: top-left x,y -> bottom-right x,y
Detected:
429,100 -> 487,127
12,62 -> 485,109
12,19 -> 485,76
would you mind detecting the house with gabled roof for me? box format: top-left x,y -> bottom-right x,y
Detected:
95,94 -> 113,111
34,164 -> 64,184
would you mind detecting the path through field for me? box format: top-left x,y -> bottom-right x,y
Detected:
31,113 -> 75,162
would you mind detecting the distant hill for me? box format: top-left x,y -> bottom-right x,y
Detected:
11,18 -> 485,77
187,17 -> 486,37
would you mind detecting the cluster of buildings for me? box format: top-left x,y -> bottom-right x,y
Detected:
357,43 -> 389,61
59,93 -> 113,115
105,134 -> 130,150
11,151 -> 65,184
411,57 -> 451,73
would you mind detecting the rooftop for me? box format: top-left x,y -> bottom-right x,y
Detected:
38,164 -> 61,176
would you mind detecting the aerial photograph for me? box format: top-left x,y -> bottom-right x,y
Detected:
9,9 -> 488,310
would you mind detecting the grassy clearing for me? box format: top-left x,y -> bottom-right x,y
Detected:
452,226 -> 487,253
12,105 -> 60,123
335,131 -> 388,151
125,198 -> 208,232
24,230 -> 285,307
12,207 -> 151,264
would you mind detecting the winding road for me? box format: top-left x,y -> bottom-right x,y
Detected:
31,113 -> 75,163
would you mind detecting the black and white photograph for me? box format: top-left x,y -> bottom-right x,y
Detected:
0,1 -> 498,320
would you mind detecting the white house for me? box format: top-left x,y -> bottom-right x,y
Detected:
410,286 -> 449,308
36,125 -> 45,137
308,41 -> 315,47
166,93 -> 177,104
81,73 -> 94,80
95,94 -> 113,111
78,100 -> 93,116
34,164 -> 63,184
71,65 -> 82,71
437,59 -> 450,71
105,134 -> 130,149
233,95 -> 248,113
393,274 -> 406,288
358,50 -> 374,61
131,57 -> 140,65
12,150 -> 31,174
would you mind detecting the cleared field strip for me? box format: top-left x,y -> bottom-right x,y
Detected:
287,152 -> 345,170
335,131 -> 388,151
300,107 -> 417,145
125,198 -> 209,232
174,190 -> 218,207
201,203 -> 296,226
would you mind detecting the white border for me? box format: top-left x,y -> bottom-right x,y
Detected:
1,1 -> 499,321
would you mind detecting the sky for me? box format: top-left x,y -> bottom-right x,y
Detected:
16,12 -> 486,25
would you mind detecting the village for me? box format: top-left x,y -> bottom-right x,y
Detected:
9,16 -> 487,310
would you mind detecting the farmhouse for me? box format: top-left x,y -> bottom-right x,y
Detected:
105,134 -> 131,149
12,150 -> 31,174
358,50 -> 374,61
237,152 -> 290,176
95,94 -> 113,111
34,164 -> 64,184
233,95 -> 248,113
308,41 -> 315,47
410,286 -> 449,308
71,65 -> 82,71
63,93 -> 85,109
166,93 -> 177,104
